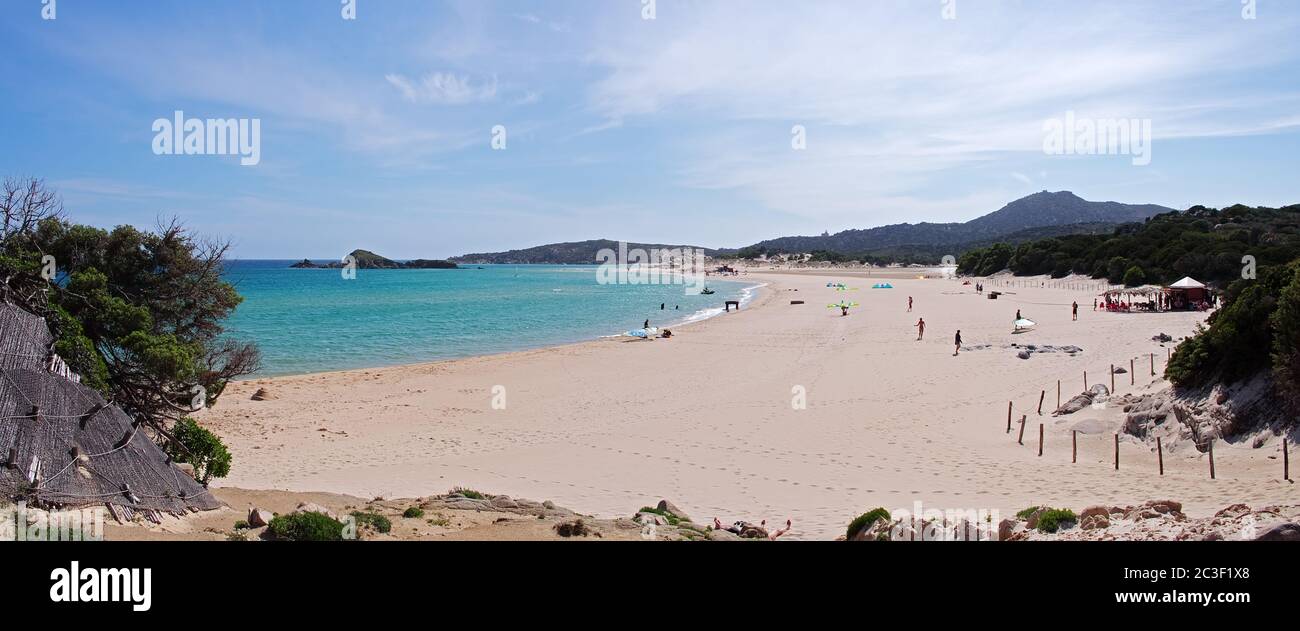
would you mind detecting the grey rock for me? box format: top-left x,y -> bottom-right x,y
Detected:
247,508 -> 273,528
656,499 -> 691,523
1255,522 -> 1300,541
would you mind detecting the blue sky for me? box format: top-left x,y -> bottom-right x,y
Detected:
1,0 -> 1298,258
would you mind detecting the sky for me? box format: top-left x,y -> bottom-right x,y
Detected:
1,0 -> 1298,259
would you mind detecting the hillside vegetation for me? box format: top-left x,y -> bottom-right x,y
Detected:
958,204 -> 1300,285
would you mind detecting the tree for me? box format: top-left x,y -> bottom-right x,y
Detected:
1271,264 -> 1300,410
0,178 -> 259,446
1122,265 -> 1146,287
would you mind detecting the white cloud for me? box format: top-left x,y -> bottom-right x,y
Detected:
385,72 -> 499,105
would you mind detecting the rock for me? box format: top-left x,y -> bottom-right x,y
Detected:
1017,350 -> 1031,360
1113,367 -> 1127,374
1080,515 -> 1110,530
656,499 -> 691,523
1079,505 -> 1110,520
1147,500 -> 1182,514
1152,333 -> 1172,343
1215,503 -> 1251,519
634,512 -> 670,526
1089,384 -> 1110,397
708,529 -> 742,541
1255,522 -> 1300,542
490,496 -> 519,510
293,502 -> 338,520
542,500 -> 556,510
247,508 -> 273,528
250,387 -> 275,401
612,518 -> 641,530
997,518 -> 1017,541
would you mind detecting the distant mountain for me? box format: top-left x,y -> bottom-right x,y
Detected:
448,239 -> 731,265
738,191 -> 1176,258
291,249 -> 458,269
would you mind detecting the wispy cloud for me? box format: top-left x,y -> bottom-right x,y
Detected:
385,72 -> 499,105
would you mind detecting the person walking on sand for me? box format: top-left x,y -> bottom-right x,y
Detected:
915,317 -> 925,341
908,296 -> 913,312
953,330 -> 962,356
1072,301 -> 1078,321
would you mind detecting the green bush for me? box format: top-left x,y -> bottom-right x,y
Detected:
1015,506 -> 1042,520
1122,265 -> 1146,287
846,508 -> 891,540
166,417 -> 232,484
267,512 -> 345,541
351,511 -> 392,534
1270,263 -> 1300,409
637,506 -> 683,526
233,520 -> 249,530
1035,508 -> 1077,533
402,507 -> 424,519
452,487 -> 485,500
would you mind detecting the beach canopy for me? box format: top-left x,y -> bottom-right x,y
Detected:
872,283 -> 894,289
1168,277 -> 1206,289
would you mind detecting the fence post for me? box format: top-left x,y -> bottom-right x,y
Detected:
1017,415 -> 1026,445
1209,441 -> 1216,479
1157,437 -> 1164,475
1150,353 -> 1155,377
1131,359 -> 1135,385
1072,430 -> 1077,463
1114,434 -> 1119,470
1111,364 -> 1115,392
1084,371 -> 1088,390
1284,439 -> 1290,481
1056,380 -> 1061,410
1006,401 -> 1012,433
1038,424 -> 1044,457
1037,390 -> 1045,415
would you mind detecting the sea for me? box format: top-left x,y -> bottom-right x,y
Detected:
221,261 -> 759,376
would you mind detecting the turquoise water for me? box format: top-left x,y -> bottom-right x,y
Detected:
221,261 -> 757,376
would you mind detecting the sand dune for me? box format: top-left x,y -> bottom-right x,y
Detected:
200,272 -> 1297,540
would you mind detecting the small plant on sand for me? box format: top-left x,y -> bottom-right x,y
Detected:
233,520 -> 249,530
351,511 -> 392,534
1035,508 -> 1077,533
846,508 -> 891,540
1016,506 -> 1042,520
426,515 -> 451,527
267,512 -> 346,541
403,507 -> 424,519
452,487 -> 485,500
637,506 -> 683,525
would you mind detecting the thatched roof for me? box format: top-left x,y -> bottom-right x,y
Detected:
1101,284 -> 1163,298
0,302 -> 220,519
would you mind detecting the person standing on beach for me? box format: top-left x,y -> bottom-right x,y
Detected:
908,296 -> 913,312
644,319 -> 650,330
1015,309 -> 1021,322
1072,301 -> 1078,321
915,318 -> 925,341
953,330 -> 962,356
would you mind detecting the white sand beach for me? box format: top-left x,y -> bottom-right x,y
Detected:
201,271 -> 1297,540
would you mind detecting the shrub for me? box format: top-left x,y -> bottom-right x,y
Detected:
1122,265 -> 1146,287
267,512 -> 345,541
233,520 -> 249,530
637,506 -> 682,525
452,487 -> 485,500
1015,506 -> 1041,520
846,508 -> 891,540
351,511 -> 392,534
166,417 -> 232,484
1270,263 -> 1300,409
1035,508 -> 1077,533
402,506 -> 424,519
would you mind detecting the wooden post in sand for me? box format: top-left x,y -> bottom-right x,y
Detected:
1072,431 -> 1077,463
1284,439 -> 1290,481
1056,380 -> 1061,409
1209,441 -> 1216,480
1110,364 -> 1115,392
1157,437 -> 1164,475
1006,401 -> 1013,433
1084,371 -> 1088,390
1130,359 -> 1135,386
1017,415 -> 1026,445
1150,353 -> 1155,377
1114,434 -> 1119,470
1037,390 -> 1045,415
1038,424 -> 1044,457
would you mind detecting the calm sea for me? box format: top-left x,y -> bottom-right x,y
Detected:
221,261 -> 758,376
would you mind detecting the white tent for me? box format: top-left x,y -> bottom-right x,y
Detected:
1168,276 -> 1206,289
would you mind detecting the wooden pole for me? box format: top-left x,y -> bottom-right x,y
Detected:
1114,434 -> 1119,470
1150,353 -> 1155,377
1110,364 -> 1115,392
1038,424 -> 1044,457
1209,441 -> 1216,479
1130,359 -> 1135,386
1037,390 -> 1045,415
1084,371 -> 1088,390
1284,439 -> 1290,481
1157,437 -> 1164,475
1072,430 -> 1077,463
1007,401 -> 1013,433
1056,380 -> 1061,409
1017,415 -> 1026,445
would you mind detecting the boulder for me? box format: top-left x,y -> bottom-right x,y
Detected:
293,502 -> 338,520
250,387 -> 275,401
997,518 -> 1017,541
634,512 -> 670,526
708,528 -> 742,541
490,496 -> 519,510
656,499 -> 691,523
1079,505 -> 1110,520
1080,514 -> 1110,530
1255,522 -> 1300,542
1017,350 -> 1031,360
247,508 -> 273,528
